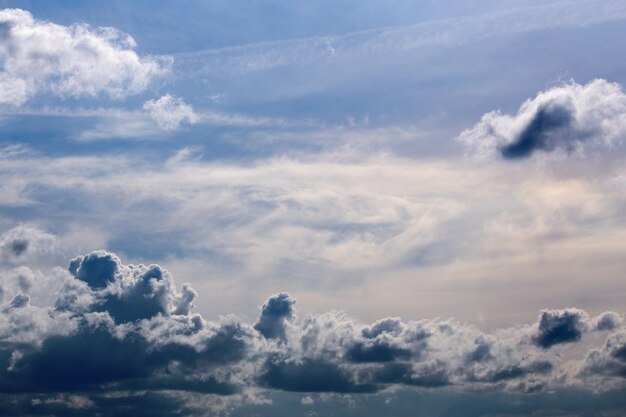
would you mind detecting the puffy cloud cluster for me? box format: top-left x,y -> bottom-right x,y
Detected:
0,251 -> 260,399
0,251 -> 625,415
62,250 -> 198,322
582,330 -> 626,385
458,79 -> 626,159
143,95 -> 199,131
0,9 -> 168,106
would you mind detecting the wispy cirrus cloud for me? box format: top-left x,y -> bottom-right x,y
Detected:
174,0 -> 626,76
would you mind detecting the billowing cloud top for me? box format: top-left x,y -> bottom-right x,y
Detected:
459,79 -> 626,160
0,251 -> 625,415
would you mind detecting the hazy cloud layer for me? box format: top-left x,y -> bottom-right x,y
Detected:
0,9 -> 169,106
459,79 -> 626,159
1,147 -> 626,325
0,251 -> 625,414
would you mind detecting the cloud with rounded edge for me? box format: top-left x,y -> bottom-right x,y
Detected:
458,79 -> 626,160
0,9 -> 169,106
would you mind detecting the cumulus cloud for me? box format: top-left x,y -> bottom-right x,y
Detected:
0,9 -> 168,106
532,309 -> 588,349
594,312 -> 624,332
143,95 -> 199,131
64,250 -> 197,323
581,330 -> 626,386
0,251 -> 625,415
458,79 -> 626,159
254,292 -> 296,340
1,251 -> 257,399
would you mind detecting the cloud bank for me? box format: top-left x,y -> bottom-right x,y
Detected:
0,9 -> 169,106
1,251 -> 625,415
459,79 -> 626,159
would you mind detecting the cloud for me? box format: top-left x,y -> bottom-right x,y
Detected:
259,357 -> 378,393
0,225 -> 56,263
175,1 -> 626,76
581,330 -> 626,385
594,312 -> 624,332
1,251 -> 258,399
1,148 -> 626,327
254,292 -> 296,340
532,309 -> 588,349
65,250 -> 197,323
143,95 -> 199,131
0,251 -> 625,415
0,9 -> 168,106
458,79 -> 626,160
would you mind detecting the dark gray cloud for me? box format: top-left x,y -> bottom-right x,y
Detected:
67,250 -> 196,324
8,239 -> 28,256
0,250 -> 625,416
345,340 -> 411,363
6,293 -> 30,309
458,79 -> 626,160
532,309 -> 588,349
69,251 -> 119,289
254,292 -> 295,340
259,357 -> 378,393
500,103 -> 577,159
369,361 -> 450,387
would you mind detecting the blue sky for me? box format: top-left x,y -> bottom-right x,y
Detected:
0,1 -> 626,415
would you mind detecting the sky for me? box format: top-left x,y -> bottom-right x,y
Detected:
0,1 -> 625,416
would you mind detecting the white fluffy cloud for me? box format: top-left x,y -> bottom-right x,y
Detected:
458,79 -> 626,160
0,9 -> 169,106
143,95 -> 199,131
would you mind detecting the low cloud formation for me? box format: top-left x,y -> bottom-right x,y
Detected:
143,95 -> 199,131
458,79 -> 626,159
0,251 -> 625,415
0,9 -> 168,106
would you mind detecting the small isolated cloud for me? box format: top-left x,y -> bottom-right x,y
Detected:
0,9 -> 169,106
143,95 -> 199,131
0,225 -> 56,263
301,395 -> 314,405
458,79 -> 626,160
